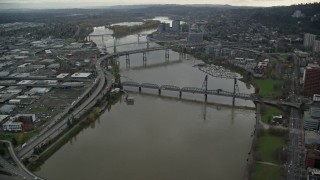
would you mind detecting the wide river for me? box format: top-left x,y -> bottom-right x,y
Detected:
36,17 -> 256,180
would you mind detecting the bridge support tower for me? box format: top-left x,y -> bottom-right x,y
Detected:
179,47 -> 185,60
202,75 -> 208,102
126,54 -> 130,68
165,48 -> 169,62
232,78 -> 238,106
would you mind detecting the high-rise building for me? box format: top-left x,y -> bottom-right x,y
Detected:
313,40 -> 320,52
303,66 -> 320,96
157,23 -> 166,33
304,33 -> 317,47
172,20 -> 180,33
165,23 -> 171,32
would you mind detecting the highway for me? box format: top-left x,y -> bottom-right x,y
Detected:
286,53 -> 306,180
0,140 -> 43,180
17,55 -> 113,160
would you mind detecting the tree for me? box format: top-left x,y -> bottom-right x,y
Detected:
255,87 -> 260,94
11,137 -> 18,146
67,119 -> 72,128
18,132 -> 26,145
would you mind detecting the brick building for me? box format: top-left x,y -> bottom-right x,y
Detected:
303,66 -> 320,96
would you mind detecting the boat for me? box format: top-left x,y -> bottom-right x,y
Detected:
125,95 -> 135,105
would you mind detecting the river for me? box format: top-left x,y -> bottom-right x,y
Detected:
36,17 -> 256,180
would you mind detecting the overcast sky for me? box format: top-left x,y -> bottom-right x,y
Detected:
0,0 -> 318,9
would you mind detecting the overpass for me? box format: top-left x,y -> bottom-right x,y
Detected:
0,140 -> 45,180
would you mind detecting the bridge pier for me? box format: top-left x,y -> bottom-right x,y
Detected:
205,94 -> 207,102
158,88 -> 161,95
165,48 -> 169,62
114,45 -> 117,53
143,52 -> 147,66
179,52 -> 184,60
179,91 -> 182,98
126,54 -> 130,65
139,86 -> 141,93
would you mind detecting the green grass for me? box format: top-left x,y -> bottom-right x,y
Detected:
252,130 -> 285,180
253,79 -> 282,97
257,131 -> 285,163
261,106 -> 282,124
0,131 -> 38,145
252,163 -> 282,180
29,107 -> 48,113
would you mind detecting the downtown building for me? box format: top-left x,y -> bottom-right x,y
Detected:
172,20 -> 180,33
304,33 -> 317,48
303,65 -> 320,96
313,40 -> 320,53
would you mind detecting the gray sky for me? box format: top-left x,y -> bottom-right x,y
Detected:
0,0 -> 318,9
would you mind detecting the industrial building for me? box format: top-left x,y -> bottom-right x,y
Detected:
2,120 -> 23,132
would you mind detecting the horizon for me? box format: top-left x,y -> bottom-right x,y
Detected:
0,0 -> 319,10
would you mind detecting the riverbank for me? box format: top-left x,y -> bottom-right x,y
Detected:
27,93 -> 121,171
26,64 -> 121,172
184,49 -> 289,180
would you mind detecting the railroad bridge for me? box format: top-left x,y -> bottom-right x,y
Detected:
122,81 -> 252,100
121,81 -> 301,109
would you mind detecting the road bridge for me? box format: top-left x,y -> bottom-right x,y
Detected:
108,46 -> 174,67
121,81 -> 301,109
122,81 -> 252,100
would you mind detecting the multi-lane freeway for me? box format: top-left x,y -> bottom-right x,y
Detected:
17,55 -> 113,160
286,53 -> 306,180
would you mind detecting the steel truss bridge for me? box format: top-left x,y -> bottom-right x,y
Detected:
122,81 -> 252,100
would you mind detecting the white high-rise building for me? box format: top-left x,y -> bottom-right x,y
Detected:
313,40 -> 320,52
304,33 -> 316,47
